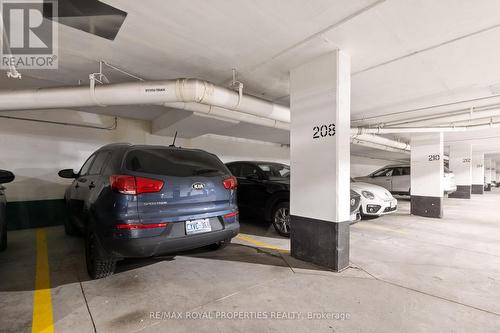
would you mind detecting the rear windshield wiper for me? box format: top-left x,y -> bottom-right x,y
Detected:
193,168 -> 222,175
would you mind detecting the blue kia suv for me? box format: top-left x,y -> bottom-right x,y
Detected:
59,143 -> 239,279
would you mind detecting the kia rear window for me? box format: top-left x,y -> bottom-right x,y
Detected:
125,148 -> 229,177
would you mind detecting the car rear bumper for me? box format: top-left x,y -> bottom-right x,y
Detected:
98,220 -> 240,258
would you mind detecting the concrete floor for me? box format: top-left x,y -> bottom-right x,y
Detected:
1,191 -> 500,332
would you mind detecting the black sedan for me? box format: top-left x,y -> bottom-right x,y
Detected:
0,170 -> 15,251
226,161 -> 361,236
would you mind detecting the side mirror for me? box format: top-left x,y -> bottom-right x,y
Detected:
0,170 -> 14,184
58,169 -> 78,179
245,174 -> 260,181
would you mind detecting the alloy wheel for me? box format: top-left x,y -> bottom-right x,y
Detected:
274,207 -> 290,235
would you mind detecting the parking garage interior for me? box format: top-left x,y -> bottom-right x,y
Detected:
1,1 -> 500,332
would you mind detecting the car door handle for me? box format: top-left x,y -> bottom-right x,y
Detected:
88,182 -> 96,189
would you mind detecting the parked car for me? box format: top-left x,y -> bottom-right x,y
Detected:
0,170 -> 15,252
59,143 -> 239,279
351,178 -> 397,218
225,161 -> 361,237
353,164 -> 457,195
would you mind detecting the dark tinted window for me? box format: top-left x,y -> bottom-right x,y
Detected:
125,148 -> 228,177
89,152 -> 110,175
402,167 -> 410,175
240,164 -> 260,178
393,167 -> 403,176
227,163 -> 241,177
79,155 -> 95,176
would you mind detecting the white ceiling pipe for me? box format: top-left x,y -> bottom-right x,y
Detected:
382,106 -> 500,127
352,120 -> 500,135
350,138 -> 410,154
446,115 -> 500,127
0,78 -> 290,122
351,133 -> 410,151
173,79 -> 291,123
0,82 -> 176,109
351,94 -> 500,125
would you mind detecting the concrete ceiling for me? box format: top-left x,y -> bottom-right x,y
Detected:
3,0 -> 500,157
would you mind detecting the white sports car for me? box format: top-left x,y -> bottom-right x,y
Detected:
351,178 -> 397,218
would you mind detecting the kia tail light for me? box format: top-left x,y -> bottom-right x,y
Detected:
223,176 -> 237,190
110,175 -> 164,195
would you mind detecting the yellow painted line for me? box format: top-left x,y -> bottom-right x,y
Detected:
236,234 -> 289,253
32,229 -> 54,333
354,223 -> 407,235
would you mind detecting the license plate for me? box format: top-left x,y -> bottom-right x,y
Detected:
390,201 -> 396,208
185,218 -> 211,235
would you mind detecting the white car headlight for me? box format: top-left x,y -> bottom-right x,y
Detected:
361,191 -> 375,200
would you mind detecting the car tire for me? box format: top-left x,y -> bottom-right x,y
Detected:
272,202 -> 290,237
85,231 -> 116,279
0,221 -> 6,252
210,238 -> 231,250
64,216 -> 79,236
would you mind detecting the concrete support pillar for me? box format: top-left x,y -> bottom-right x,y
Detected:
485,159 -> 492,191
289,50 -> 351,271
448,143 -> 472,199
471,152 -> 484,194
410,133 -> 444,218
